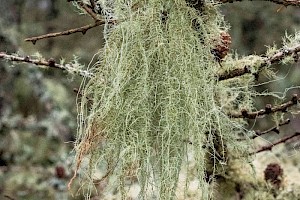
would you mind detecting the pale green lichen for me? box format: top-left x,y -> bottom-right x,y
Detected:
74,1 -> 253,199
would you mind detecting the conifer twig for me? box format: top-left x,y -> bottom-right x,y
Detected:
253,132 -> 300,154
78,1 -> 100,21
219,0 -> 300,7
252,118 -> 291,139
217,44 -> 300,81
228,94 -> 299,119
24,20 -> 105,44
3,195 -> 16,200
0,52 -> 93,78
89,0 -> 96,9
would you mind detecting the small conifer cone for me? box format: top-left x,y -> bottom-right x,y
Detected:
264,163 -> 283,189
211,31 -> 232,62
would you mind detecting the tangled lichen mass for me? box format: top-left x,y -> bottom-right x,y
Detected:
75,0 -> 251,199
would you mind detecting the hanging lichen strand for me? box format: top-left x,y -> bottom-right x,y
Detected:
75,0 -> 251,199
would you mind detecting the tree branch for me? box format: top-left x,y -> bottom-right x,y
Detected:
219,0 -> 300,7
24,20 -> 105,44
78,1 -> 100,21
252,118 -> 290,139
4,195 -> 16,200
0,52 -> 93,78
228,94 -> 299,119
217,44 -> 300,81
89,0 -> 96,9
253,132 -> 300,154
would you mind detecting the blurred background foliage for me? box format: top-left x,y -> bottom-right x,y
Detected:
222,2 -> 300,133
0,1 -> 299,199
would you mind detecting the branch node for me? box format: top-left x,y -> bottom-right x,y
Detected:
292,94 -> 298,104
265,104 -> 272,114
274,127 -> 280,134
48,58 -> 56,67
281,107 -> 288,113
241,109 -> 249,118
253,72 -> 259,81
24,56 -> 30,62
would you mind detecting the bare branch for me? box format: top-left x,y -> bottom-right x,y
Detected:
78,1 -> 100,21
228,94 -> 299,119
89,0 -> 96,9
253,132 -> 300,154
217,65 -> 251,81
217,44 -> 300,81
24,20 -> 105,44
0,52 -> 93,78
219,0 -> 300,7
4,195 -> 16,200
252,118 -> 291,139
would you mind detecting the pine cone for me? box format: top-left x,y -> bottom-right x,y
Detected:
264,163 -> 283,188
211,31 -> 232,62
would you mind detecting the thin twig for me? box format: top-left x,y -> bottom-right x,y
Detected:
228,94 -> 299,119
89,0 -> 96,9
252,118 -> 291,139
24,20 -> 105,44
217,44 -> 300,81
253,132 -> 300,154
78,1 -> 100,21
0,52 -> 93,78
4,195 -> 16,200
218,0 -> 300,7
217,65 -> 251,81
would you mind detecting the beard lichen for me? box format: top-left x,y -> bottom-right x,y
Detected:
72,0 -> 252,199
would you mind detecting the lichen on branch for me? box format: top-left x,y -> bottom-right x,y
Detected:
0,52 -> 92,77
74,0 -> 252,199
